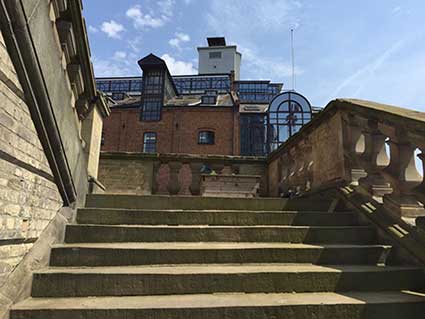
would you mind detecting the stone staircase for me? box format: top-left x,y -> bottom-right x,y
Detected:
10,194 -> 425,318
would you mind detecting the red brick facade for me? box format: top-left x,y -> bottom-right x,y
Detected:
102,106 -> 241,155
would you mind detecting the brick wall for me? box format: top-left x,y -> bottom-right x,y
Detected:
102,106 -> 239,155
0,31 -> 62,286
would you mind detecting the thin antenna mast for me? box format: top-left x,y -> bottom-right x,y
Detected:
290,28 -> 296,91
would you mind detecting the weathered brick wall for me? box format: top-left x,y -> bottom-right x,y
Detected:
102,107 -> 238,155
0,31 -> 62,286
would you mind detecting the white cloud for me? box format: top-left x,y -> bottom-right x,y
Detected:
161,54 -> 197,75
92,56 -> 135,77
88,25 -> 98,33
126,5 -> 164,29
168,32 -> 190,49
126,2 -> 175,30
101,20 -> 125,39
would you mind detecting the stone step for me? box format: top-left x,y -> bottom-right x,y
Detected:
64,224 -> 376,244
76,208 -> 360,226
50,242 -> 391,267
31,264 -> 425,297
85,194 -> 332,211
11,291 -> 425,319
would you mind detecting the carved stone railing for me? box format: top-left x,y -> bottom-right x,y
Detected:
267,98 -> 425,218
98,152 -> 266,196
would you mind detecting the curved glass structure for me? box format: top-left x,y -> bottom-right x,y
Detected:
267,91 -> 312,152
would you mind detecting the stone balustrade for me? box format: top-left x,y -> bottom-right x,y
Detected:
98,152 -> 266,196
267,98 -> 425,218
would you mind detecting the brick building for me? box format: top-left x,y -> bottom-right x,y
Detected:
98,37 -> 297,156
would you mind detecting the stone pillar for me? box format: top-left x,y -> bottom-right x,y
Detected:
343,114 -> 367,184
151,161 -> 160,194
358,120 -> 392,198
167,161 -> 182,195
383,139 -> 425,217
189,162 -> 204,196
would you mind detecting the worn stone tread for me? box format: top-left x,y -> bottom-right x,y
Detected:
76,208 -> 359,226
64,224 -> 376,244
13,291 -> 425,310
53,242 -> 389,250
37,264 -> 421,275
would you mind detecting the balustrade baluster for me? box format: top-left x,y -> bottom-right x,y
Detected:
151,161 -> 160,194
358,119 -> 392,199
167,161 -> 183,195
189,162 -> 204,196
383,133 -> 425,217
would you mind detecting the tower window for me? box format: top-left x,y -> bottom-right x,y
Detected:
198,131 -> 215,145
143,132 -> 157,153
209,51 -> 222,59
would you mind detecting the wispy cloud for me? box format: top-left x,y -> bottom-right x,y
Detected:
100,20 -> 125,39
240,46 -> 303,81
205,0 -> 302,81
391,6 -> 402,15
332,39 -> 405,97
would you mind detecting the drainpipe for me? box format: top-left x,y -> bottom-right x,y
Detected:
0,0 -> 76,205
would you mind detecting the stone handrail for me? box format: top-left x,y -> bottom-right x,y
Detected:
98,152 -> 266,196
267,98 -> 425,218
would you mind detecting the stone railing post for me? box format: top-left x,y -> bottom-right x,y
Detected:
167,161 -> 182,195
358,119 -> 391,199
415,149 -> 425,195
342,114 -> 367,184
189,161 -> 204,196
383,132 -> 425,217
151,161 -> 160,194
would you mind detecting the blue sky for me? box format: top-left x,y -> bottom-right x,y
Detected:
83,0 -> 425,110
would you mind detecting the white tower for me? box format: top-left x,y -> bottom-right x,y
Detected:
197,37 -> 241,80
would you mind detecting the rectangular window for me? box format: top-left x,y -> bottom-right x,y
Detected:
141,98 -> 162,121
209,51 -> 222,59
198,131 -> 215,145
143,132 -> 157,153
201,95 -> 217,105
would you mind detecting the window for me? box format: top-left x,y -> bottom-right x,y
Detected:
201,95 -> 217,105
143,132 -> 157,153
198,131 -> 215,145
141,98 -> 162,121
267,91 -> 312,152
209,51 -> 222,59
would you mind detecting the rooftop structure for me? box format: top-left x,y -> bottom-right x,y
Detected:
96,37 -> 317,156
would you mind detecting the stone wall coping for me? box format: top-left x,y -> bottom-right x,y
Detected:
267,98 -> 425,163
201,174 -> 262,178
100,152 -> 266,164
